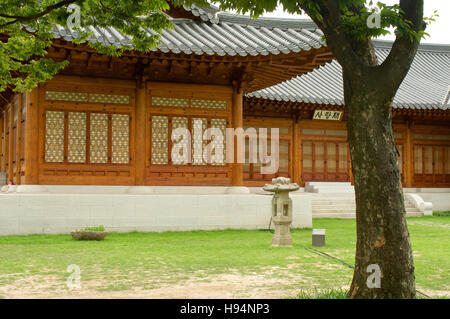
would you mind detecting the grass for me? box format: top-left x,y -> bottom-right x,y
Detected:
75,225 -> 105,232
0,216 -> 448,298
297,287 -> 349,299
433,211 -> 450,217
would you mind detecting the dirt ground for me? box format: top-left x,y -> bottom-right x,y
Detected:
0,270 -> 447,299
0,266 -> 321,299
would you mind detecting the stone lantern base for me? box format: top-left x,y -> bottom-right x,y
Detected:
272,223 -> 292,246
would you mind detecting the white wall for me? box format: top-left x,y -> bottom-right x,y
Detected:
0,190 -> 312,236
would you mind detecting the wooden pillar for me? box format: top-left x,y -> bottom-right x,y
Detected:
24,88 -> 39,184
0,110 -> 4,172
405,121 -> 414,188
232,82 -> 243,186
8,101 -> 14,183
135,77 -> 147,185
292,119 -> 301,185
15,95 -> 22,184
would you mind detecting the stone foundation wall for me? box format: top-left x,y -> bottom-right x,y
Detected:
0,188 -> 312,236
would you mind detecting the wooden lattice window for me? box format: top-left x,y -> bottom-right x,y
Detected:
152,97 -> 227,110
171,117 -> 189,165
90,113 -> 109,164
45,111 -> 65,163
44,110 -> 130,165
151,116 -> 169,165
111,114 -> 130,164
150,115 -> 228,166
192,117 -> 207,165
68,112 -> 86,163
210,118 -> 227,165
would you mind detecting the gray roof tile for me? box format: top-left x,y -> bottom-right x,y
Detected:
247,40 -> 450,110
50,6 -> 325,57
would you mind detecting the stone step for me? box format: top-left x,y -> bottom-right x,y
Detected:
312,205 -> 356,210
305,182 -> 355,193
314,213 -> 356,219
313,207 -> 421,213
313,211 -> 423,218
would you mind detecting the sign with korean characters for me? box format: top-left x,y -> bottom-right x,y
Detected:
312,110 -> 343,121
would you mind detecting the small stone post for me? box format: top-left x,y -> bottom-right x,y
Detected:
263,177 -> 299,247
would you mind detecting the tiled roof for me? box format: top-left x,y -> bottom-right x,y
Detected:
49,5 -> 325,57
247,40 -> 450,110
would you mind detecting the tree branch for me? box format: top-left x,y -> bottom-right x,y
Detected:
378,0 -> 425,91
0,0 -> 78,27
300,0 -> 366,78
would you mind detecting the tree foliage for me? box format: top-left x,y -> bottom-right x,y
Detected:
0,0 -> 209,93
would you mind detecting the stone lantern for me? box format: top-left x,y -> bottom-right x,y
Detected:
263,177 -> 299,247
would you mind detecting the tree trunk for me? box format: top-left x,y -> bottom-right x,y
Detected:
345,74 -> 416,298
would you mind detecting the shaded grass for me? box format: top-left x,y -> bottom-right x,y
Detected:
433,211 -> 450,217
0,216 -> 448,297
297,287 -> 348,299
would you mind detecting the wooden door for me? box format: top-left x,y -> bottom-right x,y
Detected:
413,144 -> 450,186
302,140 -> 350,182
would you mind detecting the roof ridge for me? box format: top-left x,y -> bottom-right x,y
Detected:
373,39 -> 450,53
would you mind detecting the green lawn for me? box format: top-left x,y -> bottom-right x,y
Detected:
0,216 -> 448,298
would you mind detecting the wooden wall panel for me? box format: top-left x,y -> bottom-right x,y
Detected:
37,76 -> 136,185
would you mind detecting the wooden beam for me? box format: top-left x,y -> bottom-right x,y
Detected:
23,88 -> 39,184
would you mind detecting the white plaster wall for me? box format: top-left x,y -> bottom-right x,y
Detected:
0,192 -> 313,236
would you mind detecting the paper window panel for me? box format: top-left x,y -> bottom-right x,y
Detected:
315,142 -> 325,173
45,91 -> 88,102
414,133 -> 450,141
171,117 -> 189,165
447,147 -> 450,174
90,113 -> 109,164
90,94 -> 130,105
397,145 -> 403,173
152,97 -> 189,108
151,116 -> 169,165
434,147 -> 444,174
210,118 -> 227,165
414,146 -> 423,174
327,143 -> 337,173
111,114 -> 130,164
424,146 -> 433,174
45,111 -> 65,162
302,142 -> 313,173
192,118 -> 207,165
191,99 -> 227,110
338,143 -> 348,173
68,112 -> 86,163
279,140 -> 289,172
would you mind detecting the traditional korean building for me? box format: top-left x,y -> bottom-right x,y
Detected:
1,4 -> 449,190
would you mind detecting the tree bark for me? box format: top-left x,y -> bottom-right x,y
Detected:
344,72 -> 416,298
